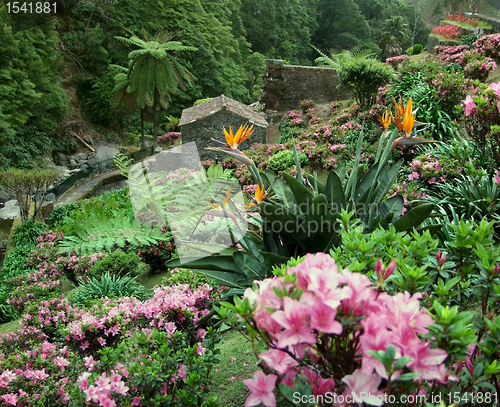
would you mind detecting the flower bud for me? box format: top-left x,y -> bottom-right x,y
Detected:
385,258 -> 397,278
465,356 -> 474,375
494,264 -> 500,275
375,258 -> 384,275
456,360 -> 463,374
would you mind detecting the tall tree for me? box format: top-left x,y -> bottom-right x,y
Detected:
113,32 -> 197,147
312,0 -> 376,53
379,16 -> 410,57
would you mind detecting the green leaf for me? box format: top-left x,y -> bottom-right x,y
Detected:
191,269 -> 245,289
393,356 -> 414,371
307,174 -> 325,195
393,203 -> 434,232
282,173 -> 314,215
378,195 -> 404,223
165,255 -> 244,274
395,372 -> 421,381
291,137 -> 304,185
271,177 -> 295,209
233,252 -> 267,279
325,170 -> 346,211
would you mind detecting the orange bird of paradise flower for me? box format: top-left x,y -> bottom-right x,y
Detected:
206,123 -> 254,165
247,183 -> 272,208
392,97 -> 439,149
378,111 -> 391,130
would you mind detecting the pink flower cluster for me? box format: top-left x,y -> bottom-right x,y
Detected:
407,153 -> 454,186
385,55 -> 410,70
79,371 -> 130,407
431,25 -> 460,39
474,34 -> 500,62
157,132 -> 181,144
284,110 -> 303,126
242,253 -> 449,405
60,284 -> 212,354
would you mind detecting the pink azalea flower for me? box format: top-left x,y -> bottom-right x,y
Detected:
243,371 -> 277,407
54,357 -> 70,369
271,297 -> 316,347
78,372 -> 91,390
360,317 -> 396,379
342,370 -> 384,406
131,397 -> 141,406
489,82 -> 500,96
462,95 -> 476,116
309,299 -> 342,334
1,393 -> 18,406
259,348 -> 298,375
405,341 -> 448,382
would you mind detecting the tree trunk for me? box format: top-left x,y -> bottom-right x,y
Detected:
153,90 -> 159,149
141,108 -> 145,149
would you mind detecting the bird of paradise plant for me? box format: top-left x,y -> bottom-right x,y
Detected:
392,97 -> 438,149
206,123 -> 264,192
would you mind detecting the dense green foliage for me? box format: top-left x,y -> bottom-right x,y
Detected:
71,272 -> 151,306
1,0 -> 430,156
339,58 -> 394,107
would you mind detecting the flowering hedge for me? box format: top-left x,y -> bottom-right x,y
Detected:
443,14 -> 479,27
431,25 -> 460,39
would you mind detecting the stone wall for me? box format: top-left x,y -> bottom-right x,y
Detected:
181,110 -> 268,161
261,59 -> 350,112
467,13 -> 500,34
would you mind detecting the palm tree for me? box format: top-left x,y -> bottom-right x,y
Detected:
380,16 -> 410,58
113,32 -> 197,148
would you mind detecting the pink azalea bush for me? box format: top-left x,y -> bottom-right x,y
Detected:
0,284 -> 219,405
427,45 -> 497,82
157,132 -> 181,145
226,253 -> 452,406
474,34 -> 500,62
461,82 -> 500,167
385,55 -> 410,70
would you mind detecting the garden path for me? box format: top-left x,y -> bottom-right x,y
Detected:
54,168 -> 123,208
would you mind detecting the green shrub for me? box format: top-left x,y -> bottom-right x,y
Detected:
70,272 -> 151,306
47,202 -> 78,228
12,220 -> 47,248
412,43 -> 423,54
162,268 -> 220,290
0,245 -> 34,279
268,150 -> 308,173
0,283 -> 18,323
339,58 -> 394,107
277,119 -> 293,144
88,250 -> 141,278
405,46 -> 414,55
51,135 -> 78,156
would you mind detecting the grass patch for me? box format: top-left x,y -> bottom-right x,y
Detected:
211,329 -> 291,406
441,19 -> 492,29
428,33 -> 461,43
0,319 -> 21,334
